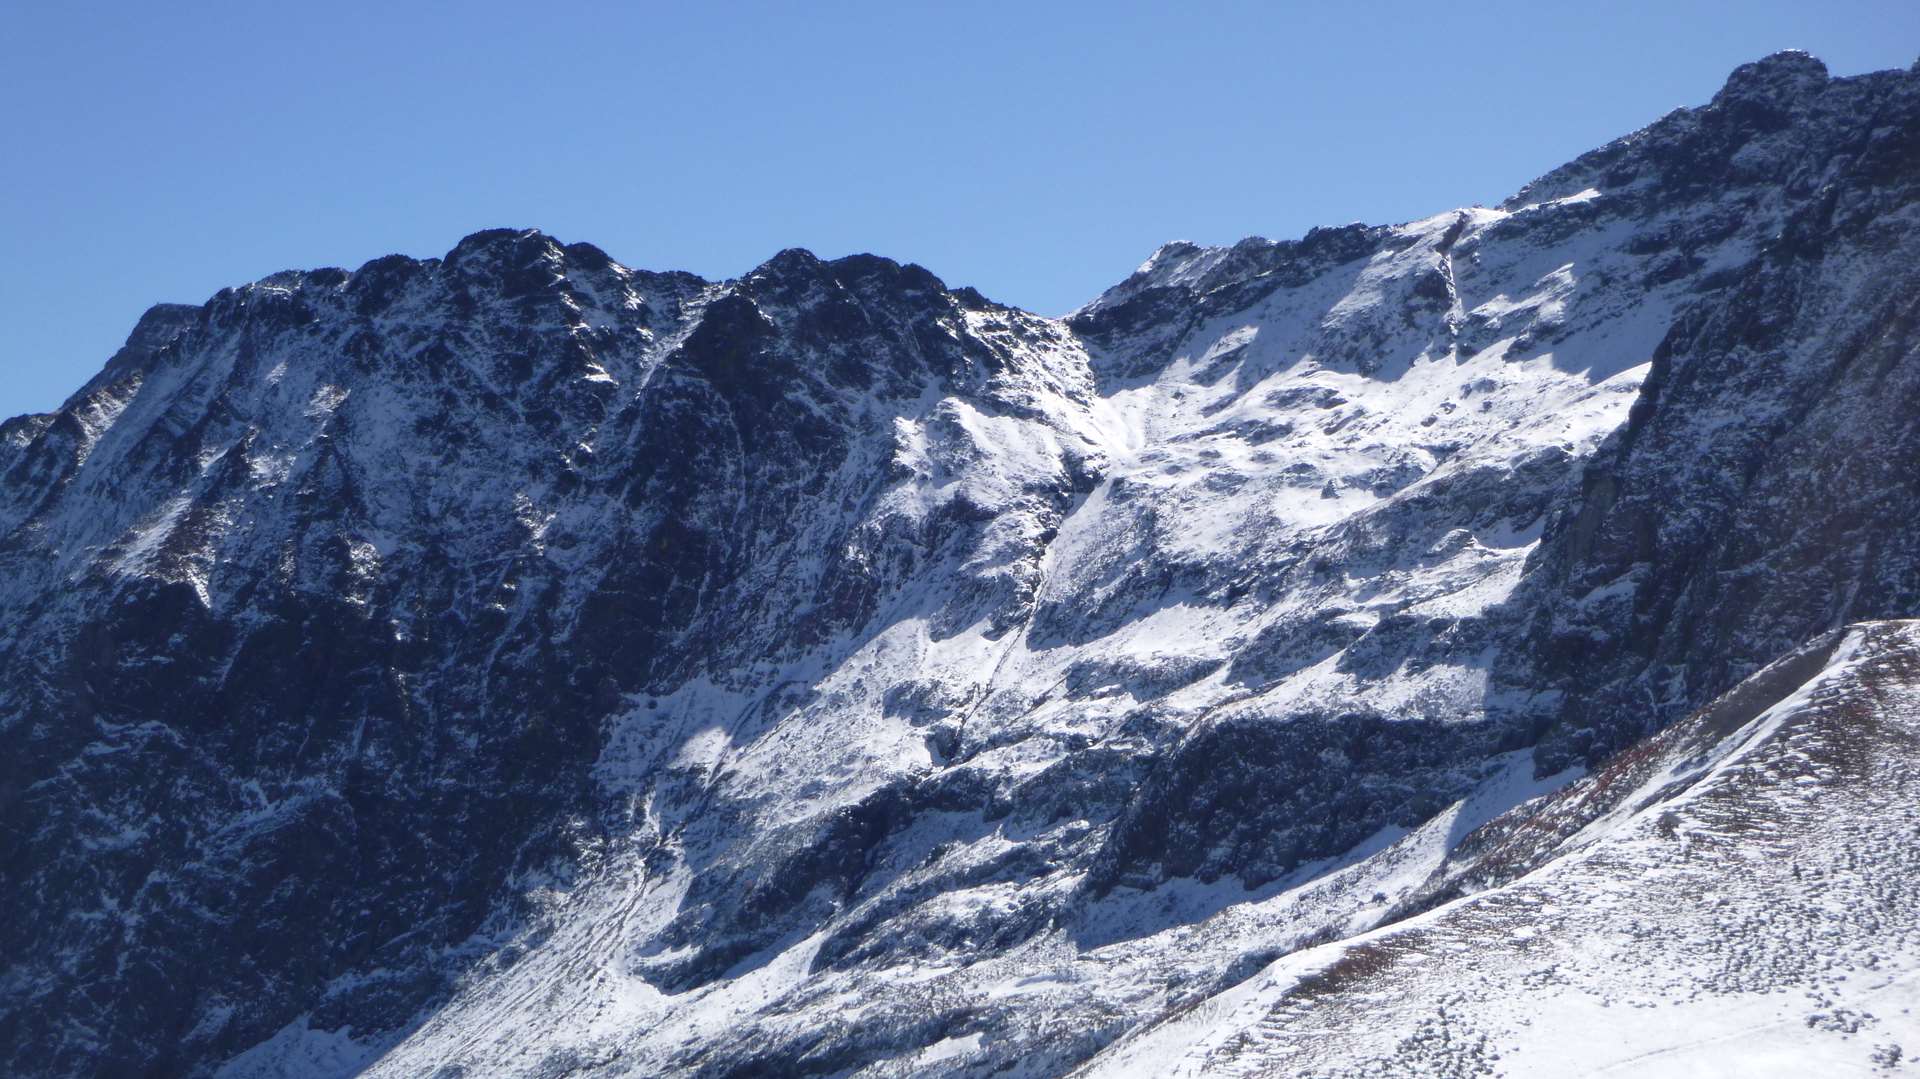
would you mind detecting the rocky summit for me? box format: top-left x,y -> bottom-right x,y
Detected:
4,51 -> 1920,1077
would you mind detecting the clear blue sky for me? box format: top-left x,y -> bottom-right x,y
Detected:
3,1 -> 1916,418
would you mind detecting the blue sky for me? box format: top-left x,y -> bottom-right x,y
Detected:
3,1 -> 1916,418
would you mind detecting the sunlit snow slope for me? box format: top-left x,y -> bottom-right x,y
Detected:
1083,620 -> 1920,1077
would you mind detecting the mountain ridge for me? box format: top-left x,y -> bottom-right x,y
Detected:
4,49 -> 1920,1078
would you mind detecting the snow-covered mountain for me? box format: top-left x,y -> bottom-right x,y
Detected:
3,51 -> 1918,1077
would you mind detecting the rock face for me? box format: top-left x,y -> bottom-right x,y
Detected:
1522,53 -> 1920,767
1,51 -> 1917,1078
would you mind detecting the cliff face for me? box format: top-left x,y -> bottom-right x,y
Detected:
2,51 -> 1918,1079
1522,54 -> 1920,767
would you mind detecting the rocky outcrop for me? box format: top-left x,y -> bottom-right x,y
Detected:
1521,52 -> 1920,767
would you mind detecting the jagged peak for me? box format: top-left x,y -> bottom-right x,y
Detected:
826,253 -> 950,299
1070,240 -> 1224,320
560,239 -> 617,272
448,225 -> 550,253
1134,239 -> 1205,276
12,302 -> 205,428
124,301 -> 202,343
436,231 -> 707,292
736,247 -> 958,311
97,302 -> 199,375
443,226 -> 565,274
748,246 -> 826,279
1074,221 -> 1384,327
1712,49 -> 1829,108
1499,50 -> 1907,210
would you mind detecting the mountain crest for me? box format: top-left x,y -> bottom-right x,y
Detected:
1713,48 -> 1830,106
6,52 -> 1920,1079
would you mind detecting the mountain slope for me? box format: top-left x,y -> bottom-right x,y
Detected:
2,51 -> 1918,1078
1080,619 -> 1920,1077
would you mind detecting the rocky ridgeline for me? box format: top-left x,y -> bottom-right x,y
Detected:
2,51 -> 1917,1078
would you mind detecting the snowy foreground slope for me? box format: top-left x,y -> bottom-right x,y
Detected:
4,52 -> 1920,1077
1081,620 -> 1920,1077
